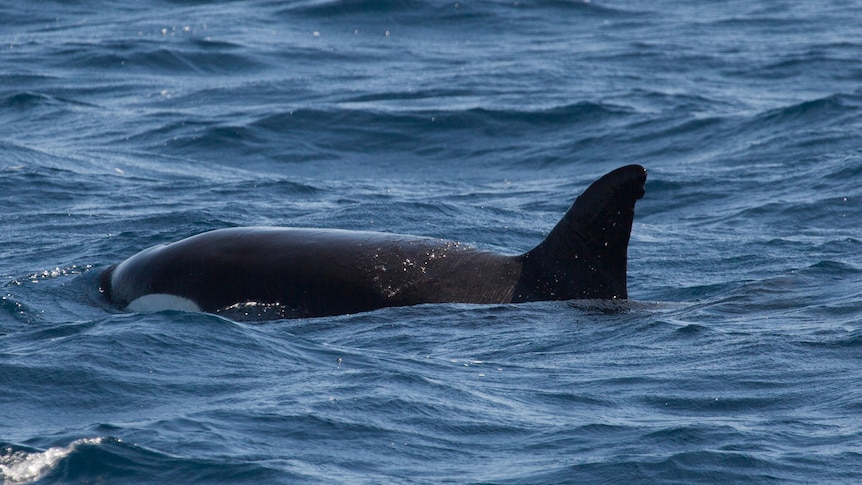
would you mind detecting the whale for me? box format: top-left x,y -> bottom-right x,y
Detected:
99,165 -> 646,319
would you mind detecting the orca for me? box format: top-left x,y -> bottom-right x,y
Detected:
100,165 -> 646,319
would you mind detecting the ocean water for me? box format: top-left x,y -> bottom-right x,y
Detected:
2,0 -> 862,483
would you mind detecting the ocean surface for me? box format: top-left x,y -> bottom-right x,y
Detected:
2,0 -> 862,483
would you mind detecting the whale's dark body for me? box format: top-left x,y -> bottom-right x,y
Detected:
100,165 -> 646,319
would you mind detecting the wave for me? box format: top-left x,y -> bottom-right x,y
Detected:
0,438 -> 105,484
283,0 -> 626,19
0,437 -> 284,484
121,101 -> 635,170
2,92 -> 97,111
753,94 -> 861,128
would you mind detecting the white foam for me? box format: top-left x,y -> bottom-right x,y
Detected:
125,293 -> 202,313
0,438 -> 103,484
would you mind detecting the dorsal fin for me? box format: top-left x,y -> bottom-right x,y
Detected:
513,165 -> 647,301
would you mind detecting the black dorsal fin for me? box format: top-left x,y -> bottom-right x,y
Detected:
513,165 -> 647,301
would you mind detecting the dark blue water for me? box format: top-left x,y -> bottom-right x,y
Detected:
2,1 -> 862,483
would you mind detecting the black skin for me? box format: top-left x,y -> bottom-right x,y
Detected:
101,165 -> 647,319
